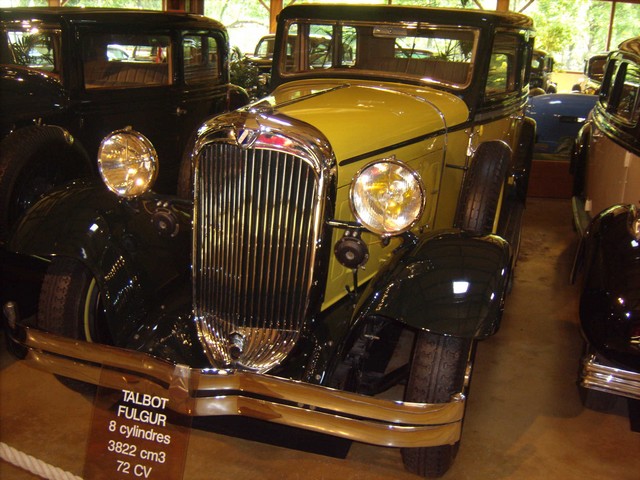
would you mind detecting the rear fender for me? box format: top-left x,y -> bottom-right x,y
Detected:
353,229 -> 512,338
579,204 -> 640,369
7,182 -> 192,341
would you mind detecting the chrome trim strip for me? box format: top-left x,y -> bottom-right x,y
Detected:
13,326 -> 463,448
579,351 -> 640,400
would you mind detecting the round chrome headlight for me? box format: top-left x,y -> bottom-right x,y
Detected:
97,129 -> 158,198
350,158 -> 425,236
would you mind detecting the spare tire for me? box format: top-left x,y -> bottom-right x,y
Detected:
0,125 -> 91,240
454,140 -> 511,235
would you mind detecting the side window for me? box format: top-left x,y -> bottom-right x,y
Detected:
184,34 -> 220,85
599,58 -> 618,109
485,33 -> 519,97
610,61 -> 640,125
82,33 -> 172,89
4,28 -> 62,77
486,53 -> 510,94
522,40 -> 534,87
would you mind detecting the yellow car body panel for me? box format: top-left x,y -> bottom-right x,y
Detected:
274,80 -> 524,309
271,79 -> 473,309
273,79 -> 469,174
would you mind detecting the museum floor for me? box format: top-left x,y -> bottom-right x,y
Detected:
2,196 -> 640,480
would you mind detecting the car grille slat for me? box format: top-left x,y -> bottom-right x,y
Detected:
194,142 -> 320,372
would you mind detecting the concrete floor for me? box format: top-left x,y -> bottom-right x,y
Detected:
1,197 -> 640,480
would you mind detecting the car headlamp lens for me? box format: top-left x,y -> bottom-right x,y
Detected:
350,159 -> 425,235
97,129 -> 158,198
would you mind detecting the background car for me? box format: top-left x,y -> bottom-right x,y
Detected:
573,52 -> 608,94
530,49 -> 557,93
527,93 -> 598,155
571,36 -> 640,430
245,33 -> 277,73
0,7 -> 249,241
5,5 -> 536,478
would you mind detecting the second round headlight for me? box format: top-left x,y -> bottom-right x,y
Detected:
350,158 -> 425,236
97,129 -> 158,198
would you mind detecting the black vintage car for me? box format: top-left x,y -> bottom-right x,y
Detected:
530,49 -> 557,93
571,36 -> 640,428
245,34 -> 277,74
4,5 -> 536,477
573,52 -> 608,94
0,7 -> 249,239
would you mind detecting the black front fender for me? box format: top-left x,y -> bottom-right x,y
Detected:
7,181 -> 192,341
354,230 -> 512,338
580,204 -> 640,370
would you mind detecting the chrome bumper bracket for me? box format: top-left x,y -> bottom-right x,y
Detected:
580,351 -> 640,401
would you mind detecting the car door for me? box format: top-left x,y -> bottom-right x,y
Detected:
175,30 -> 233,172
71,26 -> 184,194
585,57 -> 640,216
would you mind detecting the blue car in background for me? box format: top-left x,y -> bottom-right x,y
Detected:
527,93 -> 598,156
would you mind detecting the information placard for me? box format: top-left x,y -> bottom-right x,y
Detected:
83,366 -> 192,480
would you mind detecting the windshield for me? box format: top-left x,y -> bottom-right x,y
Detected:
280,20 -> 478,88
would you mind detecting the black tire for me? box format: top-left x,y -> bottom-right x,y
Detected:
38,257 -> 110,394
401,331 -> 475,478
38,257 -> 109,344
454,141 -> 510,235
0,125 -> 91,240
513,119 -> 535,203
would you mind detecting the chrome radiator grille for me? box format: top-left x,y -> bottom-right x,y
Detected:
193,143 -> 321,372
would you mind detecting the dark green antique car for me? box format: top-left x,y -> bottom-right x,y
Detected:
0,7 -> 248,240
4,4 -> 536,477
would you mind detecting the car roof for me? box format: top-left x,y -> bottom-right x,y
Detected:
0,7 -> 225,31
618,36 -> 640,57
277,4 -> 534,30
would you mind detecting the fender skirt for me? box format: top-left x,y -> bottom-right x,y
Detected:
6,181 -> 192,340
354,229 -> 512,338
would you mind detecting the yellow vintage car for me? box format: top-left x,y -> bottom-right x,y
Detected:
5,4 -> 536,478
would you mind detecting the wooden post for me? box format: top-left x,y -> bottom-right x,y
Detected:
496,0 -> 510,11
270,0 -> 283,34
163,0 -> 204,14
606,1 -> 616,51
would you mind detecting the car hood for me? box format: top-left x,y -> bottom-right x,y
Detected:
270,79 -> 469,162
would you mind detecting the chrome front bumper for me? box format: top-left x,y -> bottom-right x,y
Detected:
579,350 -> 640,401
7,324 -> 464,449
